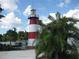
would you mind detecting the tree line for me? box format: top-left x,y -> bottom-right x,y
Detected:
0,28 -> 28,42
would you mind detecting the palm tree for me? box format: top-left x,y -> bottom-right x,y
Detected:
35,12 -> 79,59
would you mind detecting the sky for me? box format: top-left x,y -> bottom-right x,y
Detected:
0,0 -> 79,34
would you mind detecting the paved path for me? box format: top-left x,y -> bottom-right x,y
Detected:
0,49 -> 35,59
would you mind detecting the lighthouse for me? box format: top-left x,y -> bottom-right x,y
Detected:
28,9 -> 39,46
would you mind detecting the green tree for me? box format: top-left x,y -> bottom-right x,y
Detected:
0,34 -> 3,41
35,12 -> 79,59
24,31 -> 28,40
18,31 -> 28,40
5,28 -> 18,45
6,30 -> 17,41
2,34 -> 8,41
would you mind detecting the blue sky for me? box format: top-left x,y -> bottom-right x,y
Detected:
0,0 -> 79,34
17,0 -> 79,15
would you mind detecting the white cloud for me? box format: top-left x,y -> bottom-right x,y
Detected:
58,2 -> 65,7
40,16 -> 52,25
40,13 -> 60,25
58,0 -> 71,7
23,5 -> 32,16
64,0 -> 70,4
63,9 -> 79,28
0,12 -> 21,29
49,13 -> 56,20
0,0 -> 18,12
63,9 -> 79,19
17,27 -> 25,32
44,8 -> 79,27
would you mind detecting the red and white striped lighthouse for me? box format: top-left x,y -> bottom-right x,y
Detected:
28,9 -> 39,46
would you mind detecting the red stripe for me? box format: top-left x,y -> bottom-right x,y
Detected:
28,32 -> 38,39
30,19 -> 38,24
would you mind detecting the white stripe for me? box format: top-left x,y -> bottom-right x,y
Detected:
27,20 -> 30,25
27,24 -> 40,32
28,39 -> 36,46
